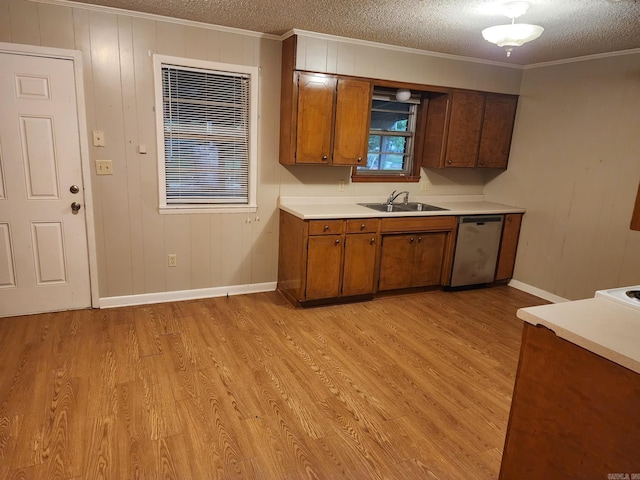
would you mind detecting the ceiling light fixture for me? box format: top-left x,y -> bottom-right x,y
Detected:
482,1 -> 544,57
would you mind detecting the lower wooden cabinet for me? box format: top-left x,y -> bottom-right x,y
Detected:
342,234 -> 378,297
495,213 -> 523,281
378,233 -> 447,290
277,210 -> 518,305
278,211 -> 380,304
378,216 -> 457,291
305,235 -> 343,300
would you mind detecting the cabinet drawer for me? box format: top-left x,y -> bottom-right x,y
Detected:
381,216 -> 456,233
346,218 -> 380,234
308,219 -> 345,235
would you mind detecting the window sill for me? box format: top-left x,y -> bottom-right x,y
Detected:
159,205 -> 257,215
351,174 -> 420,183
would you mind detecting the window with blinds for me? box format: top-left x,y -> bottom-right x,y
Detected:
153,56 -> 258,213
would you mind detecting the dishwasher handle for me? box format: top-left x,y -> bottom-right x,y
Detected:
459,215 -> 504,225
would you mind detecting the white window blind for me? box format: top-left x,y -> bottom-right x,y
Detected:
161,64 -> 251,205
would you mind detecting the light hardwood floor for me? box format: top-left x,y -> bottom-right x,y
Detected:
0,286 -> 545,479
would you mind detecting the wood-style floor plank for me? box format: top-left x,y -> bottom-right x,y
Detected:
0,286 -> 545,479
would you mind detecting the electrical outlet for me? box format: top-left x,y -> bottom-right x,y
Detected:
95,160 -> 113,175
92,130 -> 105,147
420,179 -> 430,191
338,180 -> 345,191
168,254 -> 177,267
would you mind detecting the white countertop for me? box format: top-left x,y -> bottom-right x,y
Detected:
279,195 -> 526,220
517,297 -> 640,374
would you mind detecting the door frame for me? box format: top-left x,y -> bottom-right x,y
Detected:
0,42 -> 99,309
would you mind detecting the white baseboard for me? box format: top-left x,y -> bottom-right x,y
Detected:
98,282 -> 277,309
508,279 -> 569,304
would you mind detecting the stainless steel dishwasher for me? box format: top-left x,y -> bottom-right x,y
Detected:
449,215 -> 504,287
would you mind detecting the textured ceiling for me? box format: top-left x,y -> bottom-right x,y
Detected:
69,0 -> 640,65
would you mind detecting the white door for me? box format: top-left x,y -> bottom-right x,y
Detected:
0,52 -> 91,317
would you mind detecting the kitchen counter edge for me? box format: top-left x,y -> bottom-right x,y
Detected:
279,198 -> 526,220
517,298 -> 640,375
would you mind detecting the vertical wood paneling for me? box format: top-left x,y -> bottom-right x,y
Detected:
37,3 -> 74,49
89,10 -> 134,297
206,29 -> 221,61
156,22 -> 185,56
190,216 -> 212,289
336,42 -> 356,76
219,215 -> 244,286
218,31 -> 245,65
8,0 -> 40,45
165,216 -> 192,292
131,17 -> 166,294
184,27 -> 208,60
0,1 -> 11,42
117,15 -> 146,295
296,34 -> 522,93
209,216 -> 223,287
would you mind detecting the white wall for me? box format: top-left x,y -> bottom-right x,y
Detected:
484,53 -> 640,300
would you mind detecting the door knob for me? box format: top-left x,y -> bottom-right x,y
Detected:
70,185 -> 80,194
71,202 -> 82,213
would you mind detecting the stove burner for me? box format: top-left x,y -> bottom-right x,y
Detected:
625,290 -> 640,301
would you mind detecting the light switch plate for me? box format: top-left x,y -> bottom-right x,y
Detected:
92,130 -> 105,147
95,159 -> 113,175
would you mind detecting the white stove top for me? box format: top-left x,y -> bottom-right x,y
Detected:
595,285 -> 640,311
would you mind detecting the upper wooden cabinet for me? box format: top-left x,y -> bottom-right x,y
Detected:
279,37 -> 372,166
422,89 -> 518,169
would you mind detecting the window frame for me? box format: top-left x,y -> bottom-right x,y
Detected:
153,54 -> 259,214
351,88 -> 423,183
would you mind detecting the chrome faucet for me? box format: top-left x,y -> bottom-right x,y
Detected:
387,190 -> 410,205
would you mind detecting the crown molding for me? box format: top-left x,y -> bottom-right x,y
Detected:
27,0 -> 281,40
283,29 -> 525,70
524,48 -> 640,69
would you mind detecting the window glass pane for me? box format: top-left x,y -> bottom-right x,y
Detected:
161,65 -> 250,205
370,100 -> 411,133
355,91 -> 417,178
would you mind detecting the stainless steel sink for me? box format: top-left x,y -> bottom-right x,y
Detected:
358,202 -> 448,213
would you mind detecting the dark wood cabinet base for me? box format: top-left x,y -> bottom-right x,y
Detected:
500,323 -> 640,478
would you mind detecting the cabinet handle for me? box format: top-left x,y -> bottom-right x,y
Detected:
357,157 -> 362,162
507,216 -> 512,222
324,225 -> 330,231
370,237 -> 376,244
360,224 -> 366,230
410,237 -> 415,243
335,239 -> 340,245
322,155 -> 328,161
479,160 -> 485,165
418,236 -> 422,242
447,159 -> 452,164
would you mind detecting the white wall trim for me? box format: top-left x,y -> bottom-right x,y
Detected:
508,279 -> 570,304
0,42 -> 100,310
98,282 -> 277,308
27,0 -> 281,41
524,48 -> 640,70
284,29 -> 524,70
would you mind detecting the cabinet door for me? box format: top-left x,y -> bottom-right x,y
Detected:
296,73 -> 337,164
378,235 -> 415,291
444,90 -> 485,167
478,94 -> 518,168
305,235 -> 343,300
332,78 -> 372,166
342,234 -> 378,296
412,233 -> 447,287
495,213 -> 523,281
